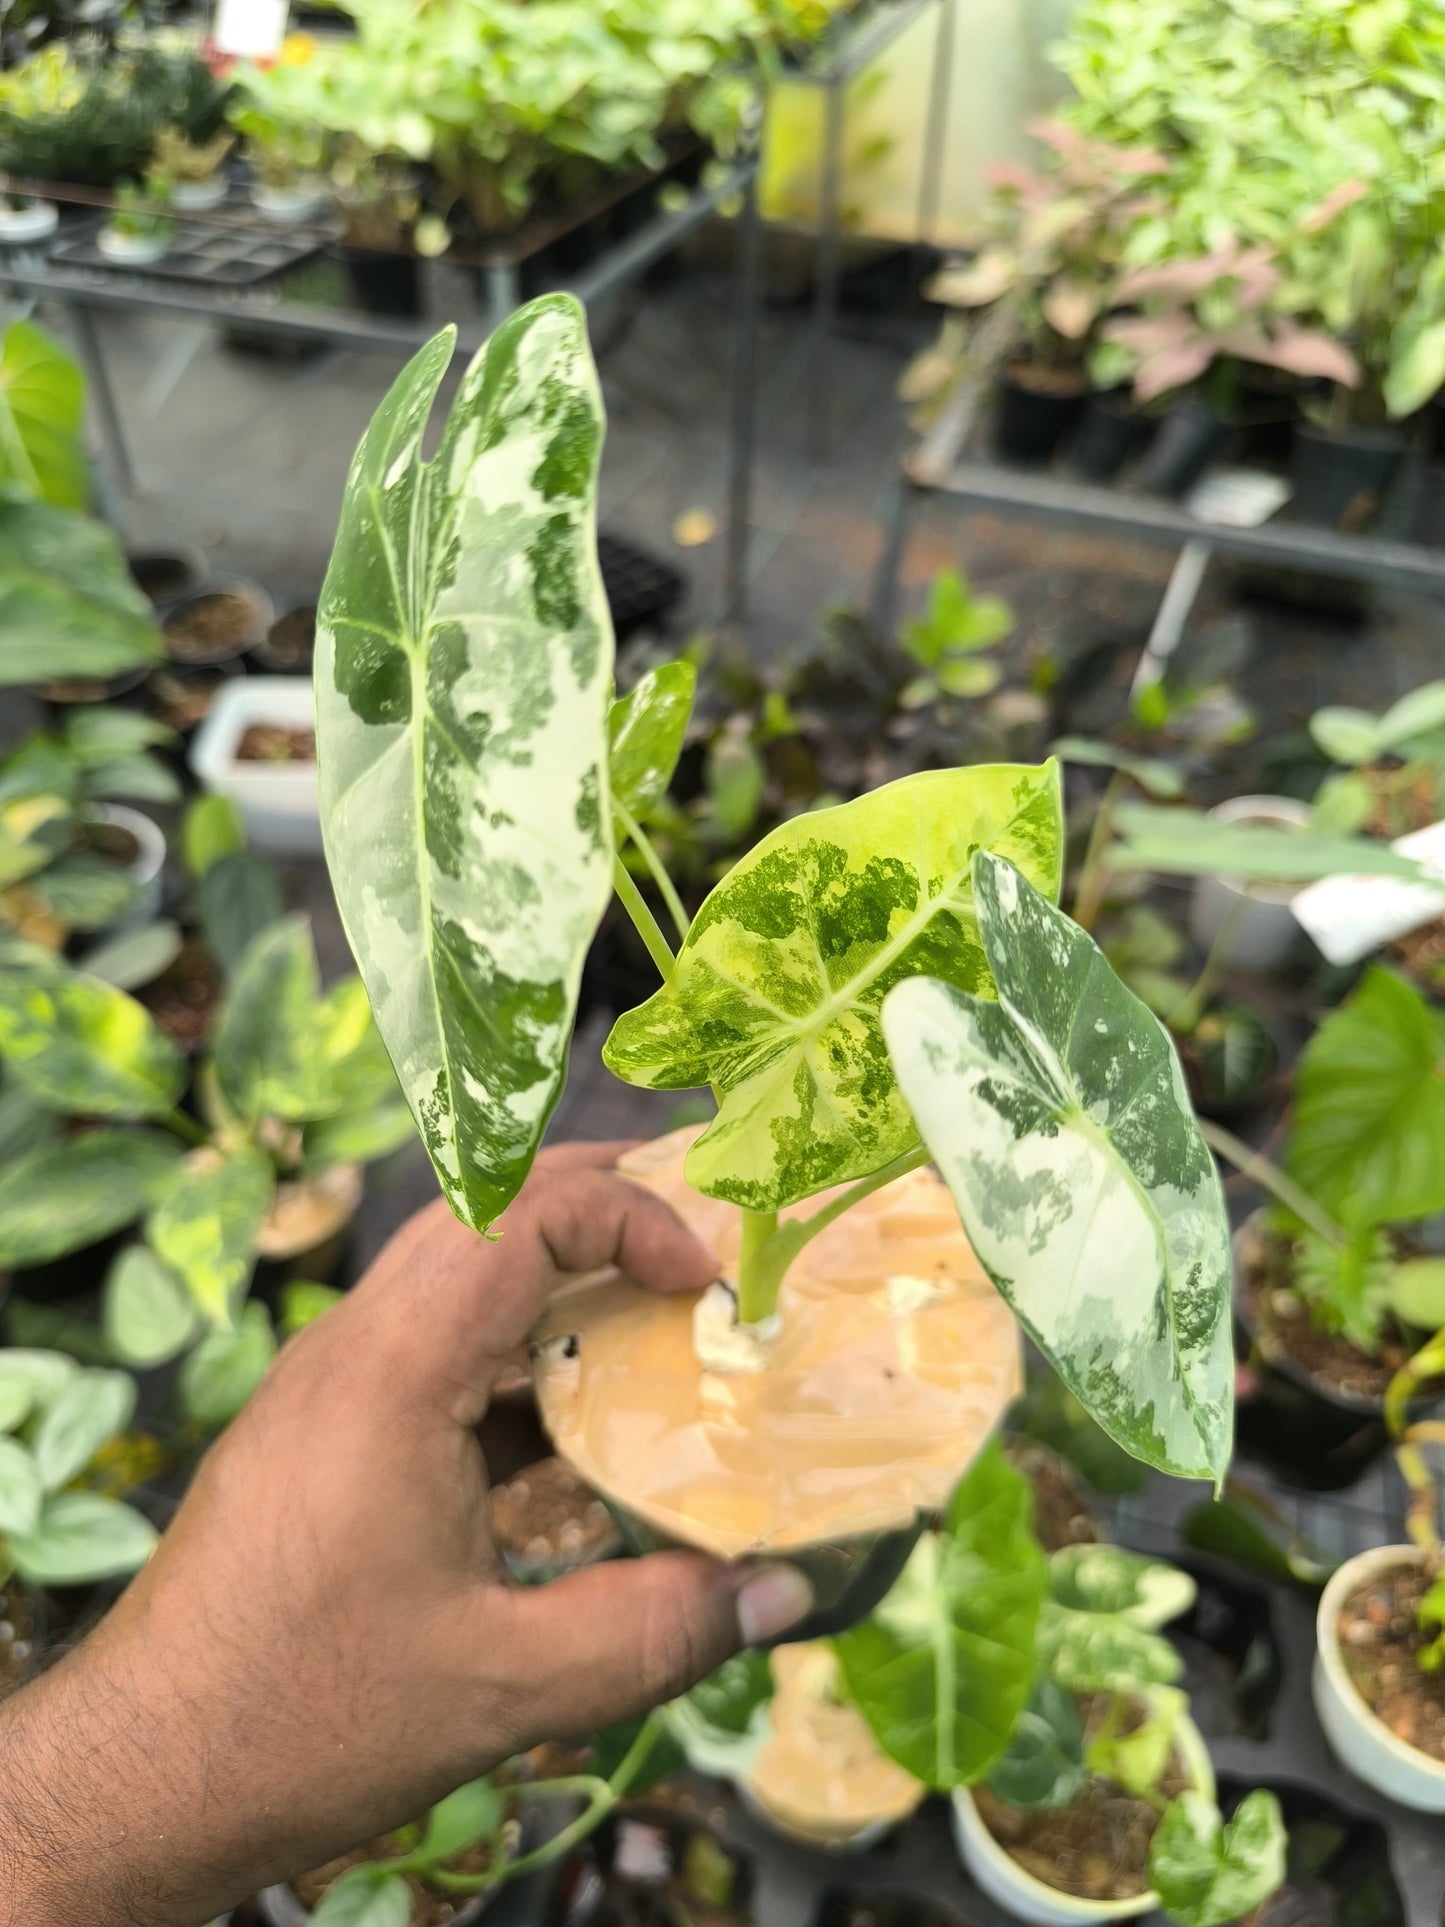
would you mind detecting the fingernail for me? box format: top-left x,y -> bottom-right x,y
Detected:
736,1564 -> 814,1645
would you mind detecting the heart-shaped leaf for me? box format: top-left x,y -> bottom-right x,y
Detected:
0,319 -> 87,509
31,853 -> 143,932
1038,1547 -> 1193,1694
1149,1790 -> 1287,1927
103,1243 -> 200,1368
604,761 -> 1063,1211
0,1436 -> 42,1538
833,1440 -> 1046,1790
666,1649 -> 775,1777
213,916 -> 337,1124
609,661 -> 696,817
0,500 -> 162,686
196,853 -> 284,976
32,1366 -> 137,1492
148,1147 -> 275,1326
316,299 -> 614,1233
179,1301 -> 277,1427
0,967 -> 186,1119
0,1130 -> 185,1268
0,1349 -> 77,1417
10,1490 -> 158,1586
985,1677 -> 1086,1810
1051,735 -> 1184,800
884,851 -> 1233,1484
308,1870 -> 412,1927
419,1777 -> 505,1862
1310,706 -> 1381,767
182,793 -> 246,879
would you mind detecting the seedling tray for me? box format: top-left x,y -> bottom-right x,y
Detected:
47,213 -> 324,288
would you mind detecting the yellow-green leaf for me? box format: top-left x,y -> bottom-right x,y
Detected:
146,1146 -> 274,1325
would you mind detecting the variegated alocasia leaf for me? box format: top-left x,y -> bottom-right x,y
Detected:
604,762 -> 1063,1211
1038,1547 -> 1193,1698
0,967 -> 186,1120
1150,1791 -> 1287,1927
608,661 -> 696,817
834,1440 -> 1047,1791
146,1146 -> 275,1326
316,297 -> 614,1232
884,851 -> 1233,1485
212,915 -> 338,1124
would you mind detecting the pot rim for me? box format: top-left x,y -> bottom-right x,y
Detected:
951,1698 -> 1215,1921
1316,1543 -> 1445,1785
734,1772 -> 918,1853
87,802 -> 167,887
1204,793 -> 1311,906
161,578 -> 276,657
1232,1212 -> 1394,1418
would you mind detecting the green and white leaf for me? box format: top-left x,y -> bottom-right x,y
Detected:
1149,1790 -> 1287,1927
0,1436 -> 42,1538
0,1349 -> 77,1418
179,1301 -> 277,1427
147,1146 -> 274,1326
609,660 -> 696,817
884,852 -> 1233,1484
0,967 -> 186,1119
1037,1547 -> 1191,1695
303,976 -> 414,1168
308,1870 -> 412,1927
984,1677 -> 1087,1810
10,1490 -> 158,1586
213,915 -> 337,1124
31,852 -> 143,931
1288,967 -> 1445,1227
1048,1544 -> 1198,1629
316,299 -> 614,1232
1086,1683 -> 1186,1799
833,1440 -> 1046,1791
32,1366 -> 136,1492
605,762 -> 1064,1211
665,1649 -> 775,1777
0,1129 -> 185,1267
103,1244 -> 201,1368
0,499 -> 162,686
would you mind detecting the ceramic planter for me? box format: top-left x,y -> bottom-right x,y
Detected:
190,676 -> 319,856
1188,795 -> 1309,973
96,226 -> 171,266
0,198 -> 58,243
89,803 -> 166,931
171,176 -> 229,212
1314,1545 -> 1445,1813
532,1131 -> 1023,1646
251,181 -> 327,223
951,1706 -> 1215,1927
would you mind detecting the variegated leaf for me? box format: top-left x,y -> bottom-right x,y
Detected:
316,298 -> 614,1232
9,1490 -> 158,1586
212,916 -> 337,1124
0,1130 -> 186,1268
0,967 -> 186,1119
609,661 -> 696,817
883,851 -> 1233,1484
604,763 -> 1063,1211
146,1146 -> 274,1326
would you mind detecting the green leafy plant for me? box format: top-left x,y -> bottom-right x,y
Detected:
1385,1328 -> 1445,1676
305,1779 -> 513,1924
0,317 -> 86,509
897,566 -> 1014,705
105,175 -> 175,245
315,294 -> 1236,1511
1308,681 -> 1445,840
0,1348 -> 156,1590
0,918 -> 414,1357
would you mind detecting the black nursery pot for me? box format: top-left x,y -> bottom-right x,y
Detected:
332,244 -> 422,319
251,604 -> 317,676
1135,395 -> 1229,498
1232,1289 -> 1393,1493
540,1807 -> 755,1927
1069,388 -> 1157,481
993,367 -> 1086,465
1289,421 -> 1405,531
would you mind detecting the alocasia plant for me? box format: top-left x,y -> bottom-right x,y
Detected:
315,292 -> 1237,1486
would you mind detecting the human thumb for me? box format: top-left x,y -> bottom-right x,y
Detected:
492,1551 -> 813,1744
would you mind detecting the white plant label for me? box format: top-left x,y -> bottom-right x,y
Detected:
1292,817 -> 1445,965
212,0 -> 288,59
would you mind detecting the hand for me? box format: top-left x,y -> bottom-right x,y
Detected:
0,1143 -> 813,1927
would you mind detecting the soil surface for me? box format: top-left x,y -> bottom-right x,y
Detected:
0,1586 -> 38,1693
238,723 -> 315,763
294,1831 -> 500,1925
1006,1440 -> 1099,1552
163,589 -> 263,661
975,1700 -> 1189,1903
1243,1232 -> 1406,1401
136,939 -> 222,1052
148,665 -> 226,732
490,1455 -> 618,1571
262,605 -> 316,666
80,820 -> 140,866
1389,915 -> 1445,990
1338,1561 -> 1445,1764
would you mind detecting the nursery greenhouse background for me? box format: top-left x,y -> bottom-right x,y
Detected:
8,0 -> 1445,1922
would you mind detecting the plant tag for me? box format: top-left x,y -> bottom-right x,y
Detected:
1291,817 -> 1445,964
212,0 -> 287,56
1185,469 -> 1291,528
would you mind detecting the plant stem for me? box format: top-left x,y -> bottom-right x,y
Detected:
732,1144 -> 933,1328
163,1106 -> 208,1149
613,798 -> 690,946
1197,1118 -> 1346,1248
1072,769 -> 1129,933
1169,891 -> 1249,1038
612,855 -> 676,984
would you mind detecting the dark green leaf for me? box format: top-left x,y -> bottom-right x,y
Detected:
0,500 -> 162,685
0,1129 -> 185,1267
985,1678 -> 1087,1809
666,1650 -> 774,1775
195,852 -> 284,975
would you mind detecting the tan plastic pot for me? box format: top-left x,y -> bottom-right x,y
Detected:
1314,1545 -> 1445,1813
532,1128 -> 1022,1641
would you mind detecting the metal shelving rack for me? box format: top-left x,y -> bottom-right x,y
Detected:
0,155 -> 765,620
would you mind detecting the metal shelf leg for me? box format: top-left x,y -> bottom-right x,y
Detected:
724,169 -> 764,625
69,298 -> 137,495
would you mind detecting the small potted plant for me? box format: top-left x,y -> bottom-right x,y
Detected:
190,675 -> 319,856
152,124 -> 234,213
230,91 -> 328,224
98,176 -> 177,266
1313,1324 -> 1445,1810
328,141 -> 449,320
0,188 -> 58,243
316,295 -> 1238,1653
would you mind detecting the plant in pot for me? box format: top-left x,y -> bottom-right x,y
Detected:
1313,1323 -> 1445,1810
151,124 -> 234,212
314,294 -> 1238,1657
327,140 -> 449,321
0,914 -> 415,1337
98,174 -> 176,265
914,120 -> 1168,465
229,84 -> 328,223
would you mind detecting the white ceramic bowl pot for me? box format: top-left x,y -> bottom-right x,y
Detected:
89,803 -> 167,931
1313,1544 -> 1445,1812
191,677 -> 320,856
1188,794 -> 1310,973
951,1708 -> 1215,1927
259,1881 -> 492,1926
